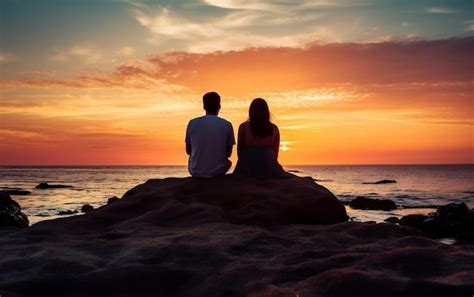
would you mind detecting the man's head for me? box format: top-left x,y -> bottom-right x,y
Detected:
203,91 -> 221,115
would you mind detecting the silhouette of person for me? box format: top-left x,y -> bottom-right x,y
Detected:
233,98 -> 292,178
185,92 -> 235,177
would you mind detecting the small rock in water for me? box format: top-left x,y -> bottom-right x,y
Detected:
81,204 -> 94,213
362,180 -> 397,185
0,192 -> 29,228
349,196 -> 397,211
36,182 -> 73,189
107,196 -> 119,204
0,188 -> 31,195
384,216 -> 400,224
58,210 -> 78,215
399,214 -> 428,230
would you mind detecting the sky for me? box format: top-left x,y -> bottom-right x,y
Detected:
0,0 -> 473,165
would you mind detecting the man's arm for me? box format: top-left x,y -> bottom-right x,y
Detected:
185,121 -> 192,155
227,123 -> 236,158
186,142 -> 192,155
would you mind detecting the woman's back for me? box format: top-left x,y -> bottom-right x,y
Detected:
238,121 -> 279,155
234,121 -> 291,178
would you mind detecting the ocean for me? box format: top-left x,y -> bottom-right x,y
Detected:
1,165 -> 473,225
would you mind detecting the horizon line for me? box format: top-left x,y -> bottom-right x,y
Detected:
1,163 -> 473,167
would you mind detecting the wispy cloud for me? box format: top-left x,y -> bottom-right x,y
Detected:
115,46 -> 135,56
426,7 -> 457,14
49,42 -> 102,64
465,20 -> 474,31
0,51 -> 16,63
131,1 -> 356,52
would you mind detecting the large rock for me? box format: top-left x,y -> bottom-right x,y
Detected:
0,177 -> 472,297
114,176 -> 349,226
0,192 -> 29,228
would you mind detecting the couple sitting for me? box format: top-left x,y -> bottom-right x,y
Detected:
185,91 -> 292,178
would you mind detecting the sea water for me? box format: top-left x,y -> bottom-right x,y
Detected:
1,165 -> 472,225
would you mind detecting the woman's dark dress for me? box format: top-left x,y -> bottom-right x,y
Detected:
233,122 -> 292,178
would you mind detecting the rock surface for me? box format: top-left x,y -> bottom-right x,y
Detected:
107,196 -> 119,204
0,188 -> 31,195
363,179 -> 397,184
349,196 -> 397,211
399,203 -> 474,239
0,192 -> 29,228
58,210 -> 78,215
35,182 -> 73,189
0,176 -> 473,297
81,204 -> 94,213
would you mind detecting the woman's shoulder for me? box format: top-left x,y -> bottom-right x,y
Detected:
271,123 -> 279,131
239,121 -> 250,129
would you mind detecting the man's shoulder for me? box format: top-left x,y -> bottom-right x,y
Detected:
188,116 -> 205,125
216,116 -> 232,126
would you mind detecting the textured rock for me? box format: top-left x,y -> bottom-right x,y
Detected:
58,210 -> 78,215
81,204 -> 94,213
35,182 -> 73,189
107,196 -> 119,204
0,188 -> 31,195
349,196 -> 397,211
0,177 -> 472,297
385,216 -> 400,224
362,179 -> 397,184
0,192 -> 29,228
400,203 -> 474,239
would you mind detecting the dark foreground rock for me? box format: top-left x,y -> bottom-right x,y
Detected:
0,193 -> 29,228
363,179 -> 397,184
0,176 -> 472,297
349,196 -> 397,211
35,182 -> 73,189
399,203 -> 474,239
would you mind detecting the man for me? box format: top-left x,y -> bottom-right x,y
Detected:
185,92 -> 235,177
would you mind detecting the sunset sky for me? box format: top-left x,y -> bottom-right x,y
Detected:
0,0 -> 473,165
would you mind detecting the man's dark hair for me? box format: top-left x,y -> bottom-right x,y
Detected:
203,92 -> 221,113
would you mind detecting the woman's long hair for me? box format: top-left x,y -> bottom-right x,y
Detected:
249,98 -> 273,137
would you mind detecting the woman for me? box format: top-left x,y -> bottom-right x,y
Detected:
233,98 -> 292,178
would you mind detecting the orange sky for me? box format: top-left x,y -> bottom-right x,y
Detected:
1,38 -> 473,165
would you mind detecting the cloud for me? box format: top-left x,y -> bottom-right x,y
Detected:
203,0 -> 367,11
4,37 -> 473,96
115,46 -> 135,56
144,37 -> 474,95
0,51 -> 16,63
426,7 -> 457,14
131,1 -> 356,52
49,43 -> 102,64
465,20 -> 474,32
